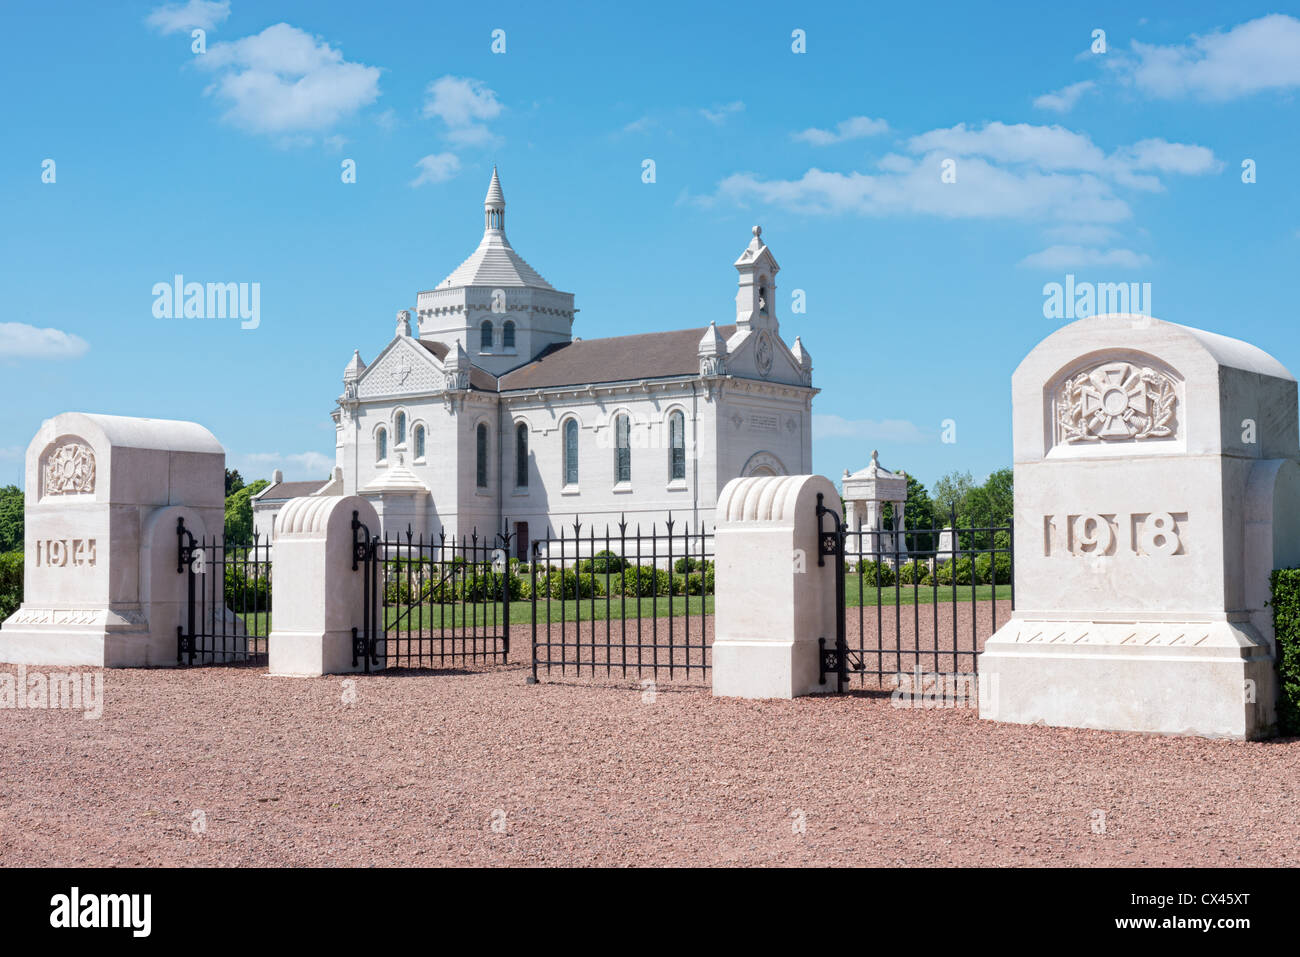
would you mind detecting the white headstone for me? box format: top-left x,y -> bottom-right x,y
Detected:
980,314 -> 1300,739
0,412 -> 225,666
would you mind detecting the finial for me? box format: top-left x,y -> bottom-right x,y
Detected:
871,449 -> 879,464
752,225 -> 762,239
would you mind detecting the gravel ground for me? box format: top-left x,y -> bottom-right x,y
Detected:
1,602 -> 1297,867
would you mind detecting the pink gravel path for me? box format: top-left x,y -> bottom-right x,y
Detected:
0,601 -> 1296,867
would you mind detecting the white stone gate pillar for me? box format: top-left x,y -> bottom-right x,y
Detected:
268,495 -> 381,677
712,474 -> 841,698
980,314 -> 1300,739
0,412 -> 225,667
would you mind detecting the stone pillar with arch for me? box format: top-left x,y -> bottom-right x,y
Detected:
980,314 -> 1300,740
0,412 -> 225,667
712,474 -> 841,698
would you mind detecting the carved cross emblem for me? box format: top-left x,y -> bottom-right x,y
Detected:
396,354 -> 413,385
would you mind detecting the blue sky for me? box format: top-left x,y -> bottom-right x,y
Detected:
2,1 -> 1299,493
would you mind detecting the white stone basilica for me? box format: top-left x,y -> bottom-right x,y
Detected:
330,169 -> 817,556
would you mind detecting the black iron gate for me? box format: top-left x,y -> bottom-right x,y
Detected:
815,496 -> 1014,692
352,514 -> 512,672
528,516 -> 714,684
176,517 -> 272,665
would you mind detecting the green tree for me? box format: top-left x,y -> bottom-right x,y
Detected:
225,469 -> 245,497
882,475 -> 938,551
224,479 -> 269,543
0,485 -> 23,553
959,468 -> 1014,549
931,470 -> 975,520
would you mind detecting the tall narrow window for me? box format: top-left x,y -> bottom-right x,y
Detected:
515,422 -> 528,488
395,411 -> 406,446
376,427 -> 387,462
476,424 -> 488,488
669,411 -> 686,480
480,320 -> 494,351
614,414 -> 631,483
503,321 -> 516,350
563,418 -> 578,486
414,425 -> 425,460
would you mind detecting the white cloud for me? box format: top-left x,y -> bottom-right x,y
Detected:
145,0 -> 229,34
621,116 -> 654,134
813,414 -> 929,443
197,23 -> 381,135
700,101 -> 745,124
1017,245 -> 1153,270
374,108 -> 399,132
1032,80 -> 1095,112
410,153 -> 461,187
709,121 -> 1216,225
0,323 -> 89,360
235,451 -> 334,480
792,115 -> 889,145
422,75 -> 503,147
1043,223 -> 1120,245
1124,14 -> 1300,100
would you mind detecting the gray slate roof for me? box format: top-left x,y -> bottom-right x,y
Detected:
497,326 -> 736,391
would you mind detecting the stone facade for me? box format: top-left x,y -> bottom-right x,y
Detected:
329,170 -> 817,554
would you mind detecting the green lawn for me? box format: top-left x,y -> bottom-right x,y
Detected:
842,581 -> 1012,607
376,583 -> 1013,628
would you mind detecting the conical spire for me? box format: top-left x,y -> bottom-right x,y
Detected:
484,166 -> 505,231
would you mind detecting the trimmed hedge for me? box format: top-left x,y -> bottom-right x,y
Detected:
1271,568 -> 1300,735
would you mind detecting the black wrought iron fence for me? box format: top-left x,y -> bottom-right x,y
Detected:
176,519 -> 272,666
528,516 -> 714,684
836,509 -> 1013,684
352,518 -> 512,672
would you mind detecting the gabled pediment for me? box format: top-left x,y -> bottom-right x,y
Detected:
725,328 -> 807,386
356,336 -> 445,399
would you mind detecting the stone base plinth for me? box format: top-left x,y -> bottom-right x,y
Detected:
712,638 -> 830,699
268,629 -> 373,678
978,617 -> 1277,740
0,607 -> 158,667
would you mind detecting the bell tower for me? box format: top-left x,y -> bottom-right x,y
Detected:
734,225 -> 780,333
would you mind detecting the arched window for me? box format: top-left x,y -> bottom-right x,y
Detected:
515,422 -> 529,488
614,414 -> 631,483
476,423 -> 488,488
480,320 -> 494,351
395,411 -> 406,446
563,418 -> 579,486
669,411 -> 686,481
414,425 -> 425,460
376,427 -> 387,463
503,320 -> 516,350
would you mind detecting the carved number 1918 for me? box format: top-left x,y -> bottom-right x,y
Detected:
1045,511 -> 1183,557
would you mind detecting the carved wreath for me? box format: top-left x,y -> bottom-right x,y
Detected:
1057,362 -> 1178,444
44,442 -> 96,495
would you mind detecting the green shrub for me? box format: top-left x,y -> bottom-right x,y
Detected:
579,550 -> 627,575
897,560 -> 928,585
1271,569 -> 1300,735
460,569 -> 525,602
610,565 -> 672,597
933,557 -> 974,586
974,552 -> 1012,585
673,556 -> 713,574
672,571 -> 712,595
855,559 -> 895,586
535,567 -> 603,600
224,560 -> 271,610
0,551 -> 22,623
